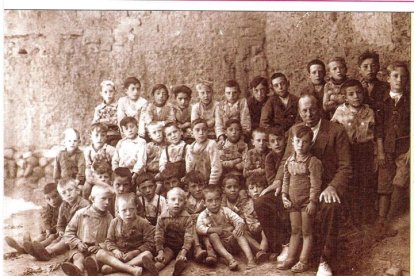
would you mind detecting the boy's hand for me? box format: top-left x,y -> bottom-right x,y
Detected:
155,250 -> 165,263
209,226 -> 223,235
235,162 -> 244,171
177,249 -> 187,261
77,242 -> 88,253
377,151 -> 386,168
113,249 -> 124,259
217,136 -> 225,149
88,245 -> 101,254
233,224 -> 245,237
306,202 -> 317,216
123,251 -> 139,262
282,194 -> 292,209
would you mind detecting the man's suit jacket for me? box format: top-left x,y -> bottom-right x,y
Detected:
276,119 -> 352,197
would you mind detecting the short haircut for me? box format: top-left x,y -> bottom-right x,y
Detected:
113,167 -> 132,183
151,84 -> 169,97
195,79 -> 213,92
307,59 -> 326,73
250,76 -> 268,89
246,174 -> 267,188
252,127 -> 267,139
172,85 -> 192,98
57,178 -> 77,193
90,123 -> 108,135
63,128 -> 80,140
147,121 -> 164,132
225,80 -> 241,92
167,187 -> 186,200
340,79 -> 364,95
119,116 -> 138,128
90,184 -> 114,199
191,118 -> 208,129
92,161 -> 112,175
270,72 -> 287,83
299,93 -> 319,108
358,50 -> 380,67
101,80 -> 115,90
202,185 -> 222,198
116,192 -> 137,209
183,170 -> 207,185
225,118 -> 242,130
123,77 -> 141,89
267,127 -> 285,138
386,61 -> 409,76
43,182 -> 57,195
292,125 -> 314,141
135,172 -> 155,187
164,121 -> 179,132
222,174 -> 240,187
328,57 -> 347,68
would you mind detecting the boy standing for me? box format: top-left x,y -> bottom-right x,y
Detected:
247,76 -> 269,130
172,85 -> 193,141
299,59 -> 326,107
244,128 -> 269,178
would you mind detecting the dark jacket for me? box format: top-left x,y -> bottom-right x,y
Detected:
260,94 -> 299,132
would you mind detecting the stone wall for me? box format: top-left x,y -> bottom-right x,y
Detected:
4,10 -> 410,149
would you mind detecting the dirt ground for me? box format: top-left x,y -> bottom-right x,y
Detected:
3,179 -> 410,276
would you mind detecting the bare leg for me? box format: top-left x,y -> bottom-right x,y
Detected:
208,233 -> 234,262
46,239 -> 69,257
299,211 -> 313,264
72,252 -> 85,272
96,249 -> 139,275
39,234 -> 59,248
286,212 -> 301,263
244,232 -> 261,253
236,235 -> 255,263
260,231 -> 269,252
155,247 -> 175,272
378,194 -> 390,223
126,251 -> 153,266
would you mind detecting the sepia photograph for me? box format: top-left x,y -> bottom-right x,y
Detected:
3,8 -> 410,276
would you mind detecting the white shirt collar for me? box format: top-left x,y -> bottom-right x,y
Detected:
308,119 -> 322,143
389,91 -> 403,104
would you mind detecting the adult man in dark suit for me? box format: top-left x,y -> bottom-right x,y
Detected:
254,93 -> 352,276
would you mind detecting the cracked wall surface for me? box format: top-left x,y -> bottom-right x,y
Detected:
4,10 -> 410,149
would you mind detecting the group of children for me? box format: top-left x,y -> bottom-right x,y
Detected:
5,50 -> 410,275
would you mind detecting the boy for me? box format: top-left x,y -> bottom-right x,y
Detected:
61,184 -> 114,276
83,123 -> 115,198
299,59 -> 327,106
158,166 -> 184,196
172,85 -> 193,141
323,57 -> 348,118
377,62 -> 410,238
112,116 -> 147,182
53,128 -> 85,187
191,80 -> 219,139
96,193 -> 157,276
154,187 -> 194,276
219,119 -> 248,177
247,76 -> 269,130
117,77 -> 148,129
215,80 -> 251,142
264,127 -> 286,193
28,178 -> 90,261
196,185 -> 256,271
110,167 -> 135,216
5,183 -> 62,255
92,80 -> 121,146
186,119 -> 222,185
260,73 -> 298,132
244,128 -> 269,178
136,173 -> 167,226
145,122 -> 166,175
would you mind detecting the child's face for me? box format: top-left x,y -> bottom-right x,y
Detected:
223,179 -> 240,202
198,87 -> 213,105
187,182 -> 205,200
204,191 -> 221,213
165,125 -> 182,145
226,123 -> 242,143
44,190 -> 61,208
252,132 -> 268,153
167,190 -> 185,216
247,184 -> 264,199
126,83 -> 141,101
59,184 -> 79,205
139,180 -> 156,200
252,83 -> 268,103
92,192 -> 112,212
113,176 -> 132,194
101,85 -> 115,104
269,134 -> 285,154
95,172 -> 112,185
388,67 -> 409,93
328,61 -> 347,81
64,132 -> 80,153
193,122 -> 208,143
359,58 -> 379,82
224,86 -> 240,104
164,177 -> 180,191
153,88 -> 169,106
345,86 -> 364,108
91,129 -> 107,149
121,122 -> 138,139
309,64 -> 326,85
118,199 -> 137,223
176,92 -> 190,109
272,77 -> 289,98
148,126 -> 164,144
292,134 -> 312,156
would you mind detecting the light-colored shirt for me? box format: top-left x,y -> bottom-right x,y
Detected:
191,101 -> 219,137
112,136 -> 147,174
117,96 -> 148,127
215,98 -> 251,138
310,119 -> 322,144
139,102 -> 176,137
137,194 -> 167,219
196,206 -> 244,235
159,141 -> 187,172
